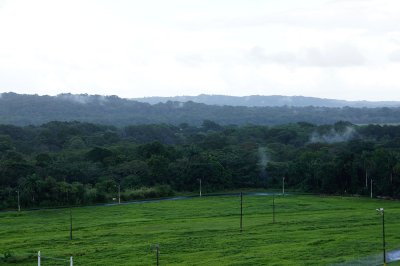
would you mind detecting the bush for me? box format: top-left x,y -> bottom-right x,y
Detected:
121,185 -> 174,201
86,187 -> 107,203
1,251 -> 34,263
3,250 -> 14,261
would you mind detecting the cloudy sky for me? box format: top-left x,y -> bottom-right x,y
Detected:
1,0 -> 400,100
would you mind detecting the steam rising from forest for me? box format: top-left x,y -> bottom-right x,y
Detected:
258,147 -> 269,182
57,93 -> 109,105
310,126 -> 356,143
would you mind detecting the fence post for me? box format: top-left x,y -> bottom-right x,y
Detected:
38,251 -> 41,266
70,256 -> 73,266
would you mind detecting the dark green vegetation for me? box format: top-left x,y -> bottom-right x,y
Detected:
2,120 -> 400,209
1,195 -> 399,265
1,92 -> 400,126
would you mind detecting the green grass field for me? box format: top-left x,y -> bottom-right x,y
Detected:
1,194 -> 400,265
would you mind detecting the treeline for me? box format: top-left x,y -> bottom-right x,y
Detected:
2,92 -> 400,126
1,120 -> 400,209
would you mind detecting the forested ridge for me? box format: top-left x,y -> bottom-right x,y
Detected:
133,94 -> 400,108
1,120 -> 400,209
2,92 -> 400,126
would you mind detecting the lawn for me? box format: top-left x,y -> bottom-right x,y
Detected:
1,194 -> 400,265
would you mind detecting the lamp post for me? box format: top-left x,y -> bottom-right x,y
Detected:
376,208 -> 386,266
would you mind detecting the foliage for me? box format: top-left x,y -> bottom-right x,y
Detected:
2,120 -> 400,209
121,185 -> 174,200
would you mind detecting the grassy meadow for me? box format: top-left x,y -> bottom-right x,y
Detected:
1,194 -> 400,265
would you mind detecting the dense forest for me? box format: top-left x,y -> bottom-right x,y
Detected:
2,92 -> 400,126
1,120 -> 400,210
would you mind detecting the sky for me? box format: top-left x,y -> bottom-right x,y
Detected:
1,0 -> 400,101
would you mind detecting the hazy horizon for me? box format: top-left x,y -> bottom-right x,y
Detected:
3,91 -> 400,103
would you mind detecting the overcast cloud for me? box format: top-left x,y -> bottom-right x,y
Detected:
0,0 -> 400,100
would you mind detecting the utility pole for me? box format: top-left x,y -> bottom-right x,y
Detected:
16,190 -> 20,212
370,178 -> 373,199
376,208 -> 386,266
365,170 -> 368,188
151,244 -> 159,266
69,206 -> 73,240
199,178 -> 202,197
118,184 -> 121,204
67,188 -> 72,240
272,194 -> 275,224
240,192 -> 243,232
282,177 -> 285,196
156,245 -> 159,266
383,210 -> 386,266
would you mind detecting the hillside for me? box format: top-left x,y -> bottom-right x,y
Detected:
1,92 -> 400,126
133,94 -> 400,108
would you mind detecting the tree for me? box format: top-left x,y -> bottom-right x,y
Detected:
19,174 -> 41,204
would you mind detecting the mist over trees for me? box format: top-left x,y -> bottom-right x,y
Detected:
1,92 -> 400,126
1,120 -> 400,209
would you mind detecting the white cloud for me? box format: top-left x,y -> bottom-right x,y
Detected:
246,44 -> 365,67
246,47 -> 296,65
388,50 -> 400,62
175,54 -> 206,67
0,0 -> 400,101
302,45 -> 366,67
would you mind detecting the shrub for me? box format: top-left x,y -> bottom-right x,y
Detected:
121,185 -> 174,201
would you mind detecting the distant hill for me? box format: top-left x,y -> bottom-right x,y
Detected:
1,92 -> 400,126
133,94 -> 400,108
